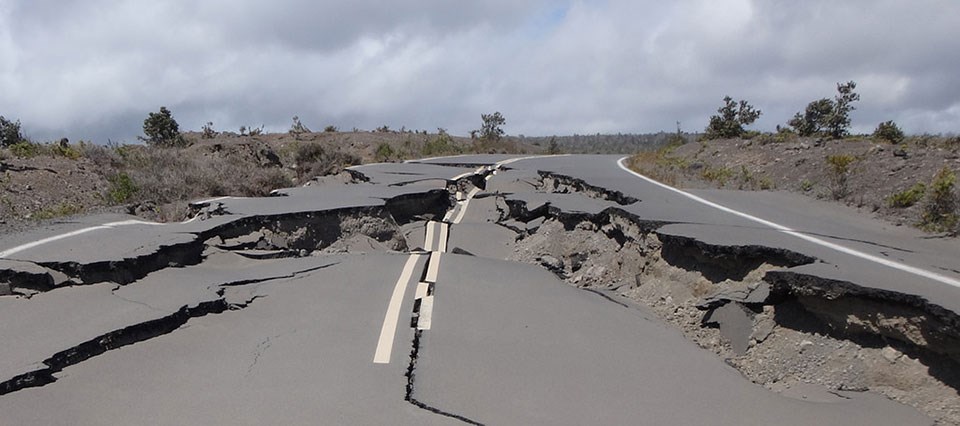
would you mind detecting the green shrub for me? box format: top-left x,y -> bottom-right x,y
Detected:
423,133 -> 461,156
292,143 -> 359,181
887,183 -> 925,208
34,202 -> 82,220
701,165 -> 734,187
788,81 -> 859,138
51,143 -> 82,160
9,141 -> 40,158
295,143 -> 326,164
108,173 -> 139,204
324,125 -> 338,133
0,116 -> 25,147
826,154 -> 857,199
375,143 -> 395,162
873,120 -> 905,144
201,122 -> 218,139
800,179 -> 814,192
920,167 -> 958,232
703,96 -> 762,140
757,176 -> 775,190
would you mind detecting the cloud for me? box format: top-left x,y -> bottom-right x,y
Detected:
1,0 -> 959,142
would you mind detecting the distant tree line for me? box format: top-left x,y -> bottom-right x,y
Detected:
519,132 -> 696,154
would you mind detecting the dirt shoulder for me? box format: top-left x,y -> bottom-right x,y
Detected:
0,130 -> 535,234
627,134 -> 960,236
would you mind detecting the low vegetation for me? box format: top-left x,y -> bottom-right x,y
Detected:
825,154 -> 857,200
920,167 -> 958,233
887,183 -> 926,208
873,120 -> 905,144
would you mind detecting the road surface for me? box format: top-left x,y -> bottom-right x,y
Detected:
1,154 -> 956,424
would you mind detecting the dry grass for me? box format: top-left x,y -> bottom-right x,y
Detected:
625,149 -> 683,187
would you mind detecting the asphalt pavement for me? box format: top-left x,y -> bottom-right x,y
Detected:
0,154 -> 949,424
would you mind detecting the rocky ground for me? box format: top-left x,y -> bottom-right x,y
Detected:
494,170 -> 960,425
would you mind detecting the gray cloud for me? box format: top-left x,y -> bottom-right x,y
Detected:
1,0 -> 959,143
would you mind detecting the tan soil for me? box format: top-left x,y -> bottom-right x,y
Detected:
631,135 -> 960,234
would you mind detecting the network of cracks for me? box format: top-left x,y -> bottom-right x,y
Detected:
0,163 -> 958,424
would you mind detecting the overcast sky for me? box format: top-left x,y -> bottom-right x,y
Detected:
1,0 -> 959,143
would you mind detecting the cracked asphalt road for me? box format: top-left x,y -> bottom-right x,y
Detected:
0,154 -> 956,424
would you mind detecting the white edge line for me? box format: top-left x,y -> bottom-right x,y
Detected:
374,254 -> 422,364
404,154 -> 472,164
0,220 -> 162,258
616,157 -> 960,289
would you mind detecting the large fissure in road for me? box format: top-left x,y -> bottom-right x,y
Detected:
0,298 -> 233,395
1,189 -> 450,296
496,170 -> 960,425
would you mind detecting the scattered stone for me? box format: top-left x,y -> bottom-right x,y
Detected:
750,310 -> 776,345
538,255 -> 564,272
894,149 -> 909,158
881,346 -> 903,363
698,282 -> 771,309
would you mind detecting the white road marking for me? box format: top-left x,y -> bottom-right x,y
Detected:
450,172 -> 473,181
423,221 -> 436,251
0,220 -> 162,259
616,157 -> 960,289
495,154 -> 569,167
191,195 -> 234,205
425,251 -> 442,283
415,282 -> 430,299
404,154 -> 472,163
452,187 -> 481,224
374,254 -> 422,364
417,296 -> 435,330
437,222 -> 449,253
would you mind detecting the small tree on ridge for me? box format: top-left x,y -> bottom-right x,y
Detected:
703,96 -> 762,140
140,106 -> 186,147
478,112 -> 506,141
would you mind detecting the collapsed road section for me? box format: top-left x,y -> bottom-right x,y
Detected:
0,154 -> 956,424
466,156 -> 960,425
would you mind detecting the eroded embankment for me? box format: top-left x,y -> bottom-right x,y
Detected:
501,171 -> 960,425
